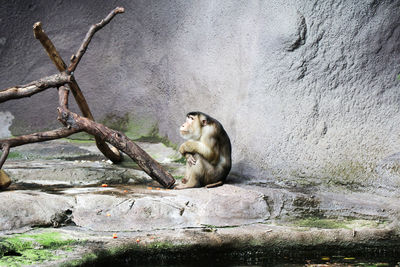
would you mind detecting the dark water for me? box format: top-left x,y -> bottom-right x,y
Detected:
77,247 -> 400,267
79,257 -> 400,267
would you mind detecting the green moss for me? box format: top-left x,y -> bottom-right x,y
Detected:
174,175 -> 184,180
0,231 -> 83,266
397,74 -> 400,80
100,113 -> 156,141
293,218 -> 349,229
320,160 -> 375,188
116,160 -> 140,169
4,151 -> 24,159
134,126 -> 178,150
64,135 -> 95,143
173,157 -> 186,164
291,218 -> 386,229
99,113 -> 178,149
147,241 -> 176,250
100,113 -> 131,132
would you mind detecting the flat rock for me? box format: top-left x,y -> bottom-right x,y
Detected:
72,185 -> 269,231
3,140 -> 184,187
0,191 -> 74,231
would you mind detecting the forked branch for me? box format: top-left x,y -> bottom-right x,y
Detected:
0,7 -> 176,188
56,86 -> 175,188
0,72 -> 70,103
0,128 -> 80,169
33,13 -> 122,163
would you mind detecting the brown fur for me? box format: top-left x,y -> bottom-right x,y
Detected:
176,112 -> 231,189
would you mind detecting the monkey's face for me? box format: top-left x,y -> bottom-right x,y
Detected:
180,115 -> 201,140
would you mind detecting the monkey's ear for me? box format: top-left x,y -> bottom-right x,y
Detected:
201,119 -> 207,126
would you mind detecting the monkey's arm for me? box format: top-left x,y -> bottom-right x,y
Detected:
179,141 -> 218,164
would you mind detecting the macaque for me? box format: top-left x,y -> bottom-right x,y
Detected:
176,111 -> 231,189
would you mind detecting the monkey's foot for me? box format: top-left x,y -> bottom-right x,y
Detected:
174,184 -> 191,190
205,181 -> 223,188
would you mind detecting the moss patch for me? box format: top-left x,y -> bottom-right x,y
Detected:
64,135 -> 95,143
174,175 -> 184,180
319,160 -> 376,189
291,217 -> 386,229
173,157 -> 186,164
0,231 -> 83,266
5,151 -> 24,159
100,113 -> 156,141
99,113 -> 178,149
134,126 -> 178,150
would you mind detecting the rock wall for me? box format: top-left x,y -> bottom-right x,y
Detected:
1,0 -> 399,185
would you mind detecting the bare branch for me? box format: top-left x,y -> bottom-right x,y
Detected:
0,72 -> 70,103
0,128 -> 80,148
33,22 -> 67,72
0,145 -> 10,169
0,7 -> 174,190
58,85 -> 69,109
0,127 -> 80,170
33,20 -> 122,163
68,7 -> 125,73
57,106 -> 176,188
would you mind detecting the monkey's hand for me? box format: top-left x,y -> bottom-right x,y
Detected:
185,154 -> 196,166
179,143 -> 188,155
179,141 -> 216,164
179,141 -> 198,155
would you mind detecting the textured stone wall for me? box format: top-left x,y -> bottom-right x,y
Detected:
1,0 -> 399,185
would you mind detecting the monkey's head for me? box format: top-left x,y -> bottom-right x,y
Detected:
180,112 -> 209,140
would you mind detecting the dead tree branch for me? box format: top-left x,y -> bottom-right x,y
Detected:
33,22 -> 67,72
0,128 -> 80,169
0,145 -> 10,170
33,18 -> 122,163
0,7 -> 176,189
57,98 -> 175,188
58,85 -> 69,109
0,72 -> 70,103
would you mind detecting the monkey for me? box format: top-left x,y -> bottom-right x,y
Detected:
176,111 -> 231,189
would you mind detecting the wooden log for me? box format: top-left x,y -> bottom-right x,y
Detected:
33,22 -> 67,72
0,144 -> 10,170
0,127 -> 80,171
58,85 -> 69,109
0,72 -> 70,103
0,146 -> 11,188
57,104 -> 176,188
33,20 -> 122,163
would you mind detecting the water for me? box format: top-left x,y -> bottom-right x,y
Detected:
78,247 -> 400,266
